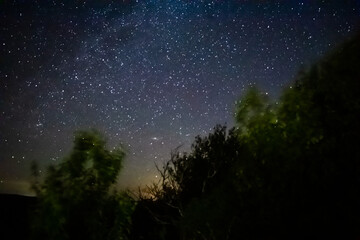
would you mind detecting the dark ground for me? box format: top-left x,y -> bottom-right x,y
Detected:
0,194 -> 36,240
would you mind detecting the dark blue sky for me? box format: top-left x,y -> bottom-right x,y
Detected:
1,0 -> 359,195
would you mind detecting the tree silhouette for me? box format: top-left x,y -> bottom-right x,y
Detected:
133,32 -> 360,239
232,32 -> 360,235
131,126 -> 243,240
31,130 -> 135,240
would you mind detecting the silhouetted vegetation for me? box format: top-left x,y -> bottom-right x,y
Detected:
130,33 -> 360,239
31,131 -> 135,240
23,33 -> 360,239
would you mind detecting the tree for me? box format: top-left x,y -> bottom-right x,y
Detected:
136,32 -> 360,239
31,130 -> 135,240
131,126 -> 244,240
233,32 -> 360,235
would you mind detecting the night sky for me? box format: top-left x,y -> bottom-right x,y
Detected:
1,0 -> 359,195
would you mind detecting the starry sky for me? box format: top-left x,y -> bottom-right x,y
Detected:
1,0 -> 359,195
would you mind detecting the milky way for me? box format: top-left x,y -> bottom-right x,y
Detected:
1,0 -> 359,195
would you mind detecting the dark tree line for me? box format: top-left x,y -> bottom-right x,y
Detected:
31,33 -> 360,240
130,33 -> 360,239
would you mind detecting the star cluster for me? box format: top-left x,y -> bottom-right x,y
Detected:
1,0 -> 359,195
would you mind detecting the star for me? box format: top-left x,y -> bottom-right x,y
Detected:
0,0 -> 359,195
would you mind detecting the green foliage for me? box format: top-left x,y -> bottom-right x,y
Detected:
235,87 -> 272,133
133,33 -> 360,239
31,130 -> 135,240
232,32 -> 360,235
